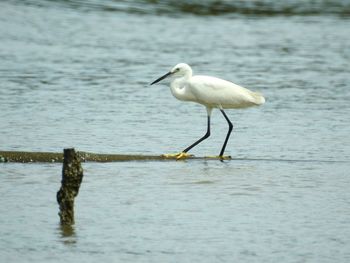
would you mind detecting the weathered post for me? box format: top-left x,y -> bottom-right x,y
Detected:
56,148 -> 84,225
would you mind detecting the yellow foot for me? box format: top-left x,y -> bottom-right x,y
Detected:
161,152 -> 193,160
205,155 -> 232,160
176,152 -> 193,160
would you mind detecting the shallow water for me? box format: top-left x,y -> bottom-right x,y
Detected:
1,160 -> 350,262
1,0 -> 350,262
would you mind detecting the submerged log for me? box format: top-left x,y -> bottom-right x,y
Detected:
0,151 -> 63,163
56,148 -> 84,225
0,150 -> 225,163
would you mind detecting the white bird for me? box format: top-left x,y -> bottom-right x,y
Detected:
151,63 -> 265,160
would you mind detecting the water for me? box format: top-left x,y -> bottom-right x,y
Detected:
1,0 -> 350,262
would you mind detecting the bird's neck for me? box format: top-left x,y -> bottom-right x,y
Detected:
170,76 -> 194,102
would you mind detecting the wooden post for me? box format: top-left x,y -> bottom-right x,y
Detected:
56,148 -> 84,225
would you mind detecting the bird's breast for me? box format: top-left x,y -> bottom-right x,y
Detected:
170,80 -> 196,102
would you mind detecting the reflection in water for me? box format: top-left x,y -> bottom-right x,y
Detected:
58,224 -> 77,245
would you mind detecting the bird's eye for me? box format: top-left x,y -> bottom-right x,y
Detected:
176,68 -> 180,71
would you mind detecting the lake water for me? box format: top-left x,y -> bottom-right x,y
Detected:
1,0 -> 350,262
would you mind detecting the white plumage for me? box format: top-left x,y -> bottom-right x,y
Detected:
187,75 -> 265,109
151,63 -> 265,160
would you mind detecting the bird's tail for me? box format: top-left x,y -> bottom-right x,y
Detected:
251,91 -> 265,105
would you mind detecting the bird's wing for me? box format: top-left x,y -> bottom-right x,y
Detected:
188,75 -> 261,108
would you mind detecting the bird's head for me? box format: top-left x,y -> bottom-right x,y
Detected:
170,63 -> 192,76
151,63 -> 192,85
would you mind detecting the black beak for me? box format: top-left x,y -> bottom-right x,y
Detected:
150,71 -> 172,85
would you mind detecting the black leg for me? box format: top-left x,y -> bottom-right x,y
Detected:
219,109 -> 233,157
183,115 -> 211,153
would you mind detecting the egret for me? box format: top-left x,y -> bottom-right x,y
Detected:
151,63 -> 265,160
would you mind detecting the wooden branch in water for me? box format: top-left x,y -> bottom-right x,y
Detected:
0,150 -> 222,163
0,150 -> 63,163
56,148 -> 84,225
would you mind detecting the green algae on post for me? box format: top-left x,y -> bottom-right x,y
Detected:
0,150 -> 215,162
